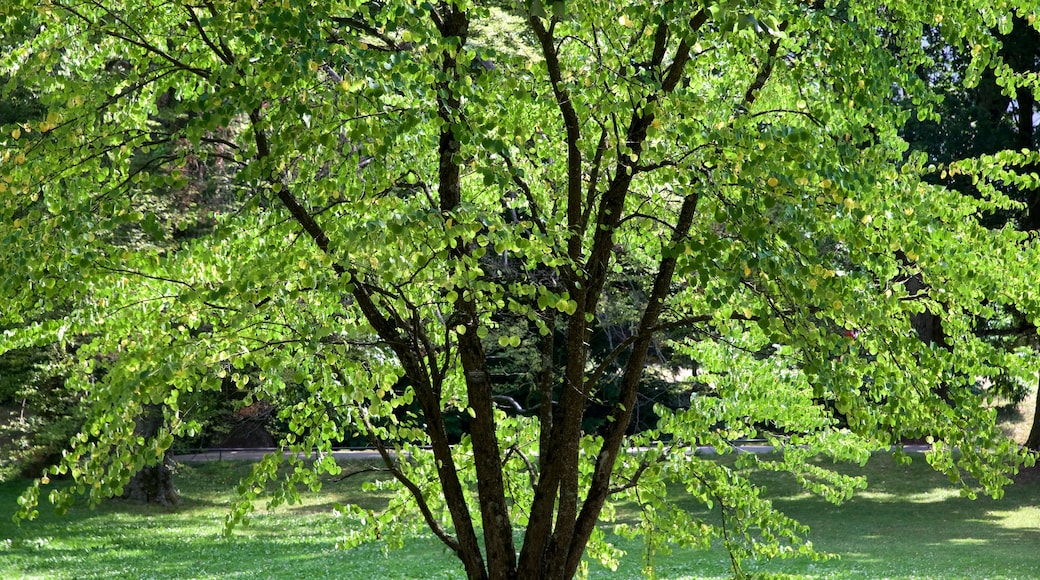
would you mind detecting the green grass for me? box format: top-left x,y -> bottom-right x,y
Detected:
1,454 -> 1038,579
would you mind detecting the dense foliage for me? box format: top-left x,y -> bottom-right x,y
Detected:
1,1 -> 1038,578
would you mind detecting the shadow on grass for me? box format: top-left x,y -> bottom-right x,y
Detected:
708,453 -> 1040,579
2,454 -> 1037,579
0,482 -> 462,579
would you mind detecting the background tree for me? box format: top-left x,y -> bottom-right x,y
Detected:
2,1 -> 1039,579
903,16 -> 1040,448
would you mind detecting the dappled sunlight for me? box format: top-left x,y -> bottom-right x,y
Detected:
855,487 -> 962,504
3,456 -> 1038,579
944,538 -> 989,546
984,505 -> 1040,530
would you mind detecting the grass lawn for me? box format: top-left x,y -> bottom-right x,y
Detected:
1,452 -> 1038,579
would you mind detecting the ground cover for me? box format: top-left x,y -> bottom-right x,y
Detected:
0,453 -> 1037,579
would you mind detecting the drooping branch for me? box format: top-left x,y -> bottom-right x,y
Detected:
356,405 -> 460,552
608,443 -> 677,495
503,444 -> 539,491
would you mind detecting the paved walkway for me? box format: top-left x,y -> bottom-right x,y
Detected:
172,448 -> 386,462
172,444 -> 934,463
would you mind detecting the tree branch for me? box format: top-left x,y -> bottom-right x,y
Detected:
582,125 -> 609,232
566,189 -> 701,577
328,15 -> 410,52
499,152 -> 550,238
185,5 -> 234,65
740,23 -> 788,111
358,407 -> 461,552
58,1 -> 211,78
529,16 -> 585,269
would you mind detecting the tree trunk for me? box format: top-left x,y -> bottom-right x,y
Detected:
121,404 -> 179,506
1025,374 -> 1040,451
122,454 -> 179,506
900,253 -> 952,402
1008,17 -> 1040,451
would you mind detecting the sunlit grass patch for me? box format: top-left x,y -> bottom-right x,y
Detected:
1,453 -> 1038,579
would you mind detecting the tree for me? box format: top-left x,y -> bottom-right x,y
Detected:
2,1 -> 1038,578
903,16 -> 1040,448
0,18 -> 83,484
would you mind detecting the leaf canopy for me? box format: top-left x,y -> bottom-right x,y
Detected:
1,0 -> 1038,578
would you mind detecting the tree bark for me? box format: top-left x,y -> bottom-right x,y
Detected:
1025,373 -> 1040,451
121,404 -> 179,506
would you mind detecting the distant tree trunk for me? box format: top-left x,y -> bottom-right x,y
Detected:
121,404 -> 179,506
1008,17 -> 1040,451
899,252 -> 952,402
1025,374 -> 1040,451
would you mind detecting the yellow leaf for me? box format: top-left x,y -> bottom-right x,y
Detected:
618,14 -> 633,27
11,128 -> 20,139
767,177 -> 779,188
